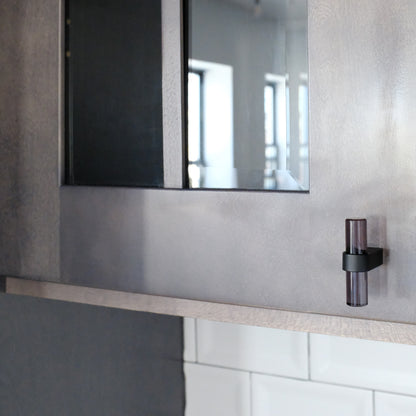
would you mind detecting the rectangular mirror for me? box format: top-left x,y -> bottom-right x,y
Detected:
186,0 -> 309,191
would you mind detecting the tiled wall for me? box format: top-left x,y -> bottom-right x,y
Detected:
184,318 -> 416,416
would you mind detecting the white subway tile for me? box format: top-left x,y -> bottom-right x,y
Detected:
196,319 -> 308,378
310,334 -> 416,395
183,318 -> 197,362
376,392 -> 416,416
252,374 -> 373,416
184,363 -> 250,416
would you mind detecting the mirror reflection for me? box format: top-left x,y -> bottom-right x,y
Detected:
187,0 -> 309,191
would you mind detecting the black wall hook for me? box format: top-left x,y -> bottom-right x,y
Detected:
343,219 -> 384,307
342,247 -> 383,273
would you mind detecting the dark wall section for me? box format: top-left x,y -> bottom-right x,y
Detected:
0,294 -> 184,416
66,0 -> 164,187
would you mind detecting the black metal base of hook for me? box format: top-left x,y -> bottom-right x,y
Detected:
342,247 -> 383,273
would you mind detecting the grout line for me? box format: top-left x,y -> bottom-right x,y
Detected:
194,318 -> 199,362
307,332 -> 311,380
187,362 -> 308,381
373,391 -> 376,416
371,390 -> 416,400
187,361 -> 314,380
249,372 -> 253,416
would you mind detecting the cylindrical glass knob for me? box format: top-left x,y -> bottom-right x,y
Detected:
345,218 -> 368,307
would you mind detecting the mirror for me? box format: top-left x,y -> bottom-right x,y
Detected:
186,0 -> 309,191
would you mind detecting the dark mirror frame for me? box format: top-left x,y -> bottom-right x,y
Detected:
64,0 -> 164,188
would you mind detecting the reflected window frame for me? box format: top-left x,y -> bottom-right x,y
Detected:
264,81 -> 278,166
187,69 -> 206,188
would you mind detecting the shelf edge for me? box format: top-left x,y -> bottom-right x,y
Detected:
3,276 -> 416,345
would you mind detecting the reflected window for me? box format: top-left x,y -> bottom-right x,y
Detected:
298,77 -> 309,186
264,82 -> 277,168
264,74 -> 291,189
188,70 -> 204,188
187,59 -> 234,189
264,82 -> 278,189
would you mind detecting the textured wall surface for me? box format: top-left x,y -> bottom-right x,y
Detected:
0,293 -> 184,416
3,0 -> 416,326
184,318 -> 416,416
60,0 -> 416,324
0,0 -> 60,280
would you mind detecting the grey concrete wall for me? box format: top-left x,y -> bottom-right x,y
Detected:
3,0 -> 416,326
0,0 -> 60,281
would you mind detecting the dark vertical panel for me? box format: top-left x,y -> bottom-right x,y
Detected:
66,0 -> 164,187
0,294 -> 184,416
183,0 -> 191,189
